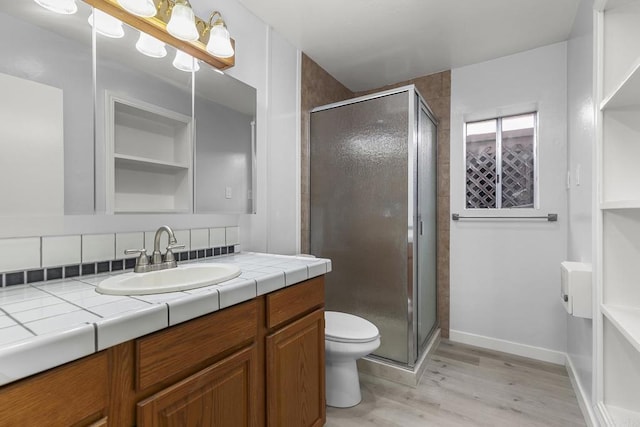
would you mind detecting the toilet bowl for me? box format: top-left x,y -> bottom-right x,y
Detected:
325,311 -> 380,408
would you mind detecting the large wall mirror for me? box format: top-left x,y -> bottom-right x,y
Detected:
0,1 -> 256,218
0,2 -> 94,215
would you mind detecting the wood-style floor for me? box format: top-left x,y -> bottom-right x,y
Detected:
326,340 -> 586,427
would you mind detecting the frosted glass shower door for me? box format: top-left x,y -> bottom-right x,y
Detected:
417,103 -> 438,351
310,92 -> 411,364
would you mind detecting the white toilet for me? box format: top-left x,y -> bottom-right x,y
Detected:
324,311 -> 380,408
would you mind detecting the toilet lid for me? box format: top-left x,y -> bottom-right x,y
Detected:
325,311 -> 380,343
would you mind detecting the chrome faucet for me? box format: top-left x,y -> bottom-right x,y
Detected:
125,225 -> 185,273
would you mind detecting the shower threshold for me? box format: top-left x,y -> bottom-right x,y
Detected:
357,328 -> 441,387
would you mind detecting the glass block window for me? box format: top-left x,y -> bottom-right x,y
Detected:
465,113 -> 536,209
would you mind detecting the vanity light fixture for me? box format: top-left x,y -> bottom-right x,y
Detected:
172,50 -> 200,72
33,0 -> 78,15
136,32 -> 167,58
87,0 -> 235,70
88,9 -> 125,38
204,11 -> 234,59
166,0 -> 199,42
117,0 -> 156,18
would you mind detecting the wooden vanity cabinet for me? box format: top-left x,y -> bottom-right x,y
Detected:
265,277 -> 326,427
0,276 -> 326,427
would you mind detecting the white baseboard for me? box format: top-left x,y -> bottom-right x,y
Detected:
566,355 -> 598,427
449,329 -> 566,365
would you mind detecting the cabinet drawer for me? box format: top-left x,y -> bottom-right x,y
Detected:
266,277 -> 324,329
136,299 -> 257,391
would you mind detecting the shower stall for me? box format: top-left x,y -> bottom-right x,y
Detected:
310,85 -> 438,368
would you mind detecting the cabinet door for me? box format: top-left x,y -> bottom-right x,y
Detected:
137,345 -> 257,427
266,309 -> 325,427
0,352 -> 108,426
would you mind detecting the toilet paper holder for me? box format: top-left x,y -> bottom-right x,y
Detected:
560,261 -> 592,319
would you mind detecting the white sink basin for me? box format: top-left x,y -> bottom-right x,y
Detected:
96,263 -> 241,295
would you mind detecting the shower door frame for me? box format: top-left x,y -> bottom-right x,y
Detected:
309,85 -> 439,368
414,96 -> 439,364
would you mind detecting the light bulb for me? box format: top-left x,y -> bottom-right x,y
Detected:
172,50 -> 200,72
206,22 -> 234,58
33,0 -> 78,14
88,9 -> 125,38
117,0 -> 156,18
166,2 -> 199,41
136,32 -> 167,58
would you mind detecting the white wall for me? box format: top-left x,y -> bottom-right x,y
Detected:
0,0 -> 301,255
450,42 -> 569,360
566,0 -> 595,410
266,29 -> 301,254
191,0 -> 301,254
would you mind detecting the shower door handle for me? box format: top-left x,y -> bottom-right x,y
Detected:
419,219 -> 424,236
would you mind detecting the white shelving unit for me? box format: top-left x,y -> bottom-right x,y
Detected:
596,0 -> 640,424
106,93 -> 193,214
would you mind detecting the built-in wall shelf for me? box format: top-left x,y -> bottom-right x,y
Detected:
114,207 -> 191,214
114,154 -> 190,173
601,58 -> 640,110
597,1 -> 640,423
600,200 -> 640,210
106,92 -> 193,214
602,304 -> 640,353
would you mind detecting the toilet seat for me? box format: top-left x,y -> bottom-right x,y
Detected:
325,311 -> 380,344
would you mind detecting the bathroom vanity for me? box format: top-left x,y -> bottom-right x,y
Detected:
0,253 -> 328,427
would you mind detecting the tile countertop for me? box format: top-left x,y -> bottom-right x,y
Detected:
0,252 -> 331,386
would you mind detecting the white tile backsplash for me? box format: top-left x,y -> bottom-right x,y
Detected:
1,226 -> 239,275
42,235 -> 81,268
115,232 -> 144,259
210,228 -> 226,247
0,237 -> 40,272
174,230 -> 190,250
190,229 -> 209,250
225,227 -> 239,245
82,234 -> 115,263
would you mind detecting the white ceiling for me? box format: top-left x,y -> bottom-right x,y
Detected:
236,0 -> 582,92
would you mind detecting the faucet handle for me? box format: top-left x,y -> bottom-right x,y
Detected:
124,248 -> 150,272
164,244 -> 185,264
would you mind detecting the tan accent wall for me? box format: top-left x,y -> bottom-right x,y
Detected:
301,58 -> 450,338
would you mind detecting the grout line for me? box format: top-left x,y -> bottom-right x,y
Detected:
36,286 -> 105,319
93,322 -> 98,352
0,307 -> 37,336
